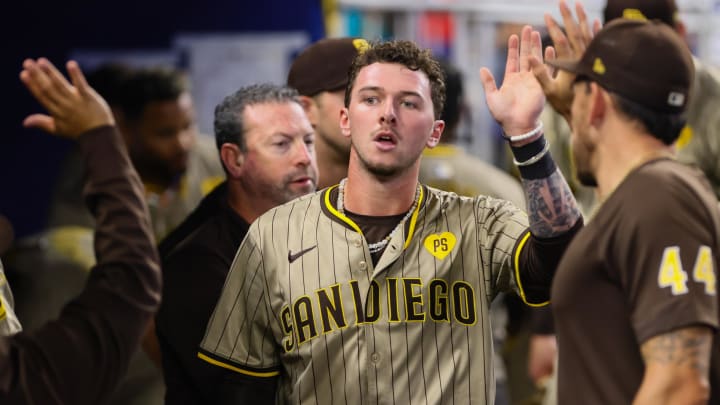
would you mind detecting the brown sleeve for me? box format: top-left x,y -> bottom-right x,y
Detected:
0,125 -> 162,404
615,175 -> 718,343
529,305 -> 555,335
518,217 -> 583,304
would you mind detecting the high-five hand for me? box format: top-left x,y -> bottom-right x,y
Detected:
529,0 -> 601,121
481,25 -> 545,145
20,58 -> 114,138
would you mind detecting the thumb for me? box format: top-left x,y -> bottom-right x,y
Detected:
23,114 -> 57,134
479,67 -> 498,95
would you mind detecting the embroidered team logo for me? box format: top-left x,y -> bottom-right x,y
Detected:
424,232 -> 456,260
592,58 -> 606,75
353,39 -> 370,54
622,8 -> 647,21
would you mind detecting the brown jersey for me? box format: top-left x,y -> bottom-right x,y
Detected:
552,158 -> 719,404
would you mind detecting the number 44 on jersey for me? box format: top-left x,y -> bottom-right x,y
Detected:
658,245 -> 716,296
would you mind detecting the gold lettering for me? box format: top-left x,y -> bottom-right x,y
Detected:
403,278 -> 425,321
366,280 -> 381,323
428,279 -> 449,322
387,278 -> 400,322
293,296 -> 317,344
280,305 -> 295,352
316,284 -> 347,333
452,282 -> 476,325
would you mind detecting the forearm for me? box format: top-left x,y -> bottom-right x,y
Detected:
633,327 -> 712,405
633,377 -> 709,405
522,170 -> 581,237
511,135 -> 582,237
83,125 -> 161,308
0,126 -> 162,404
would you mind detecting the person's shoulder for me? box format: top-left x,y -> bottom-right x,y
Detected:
692,59 -> 720,100
164,212 -> 234,265
621,159 -> 715,218
423,184 -> 518,212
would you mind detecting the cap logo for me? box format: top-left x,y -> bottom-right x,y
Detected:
592,58 -> 606,75
622,8 -> 647,21
667,92 -> 685,107
353,39 -> 370,54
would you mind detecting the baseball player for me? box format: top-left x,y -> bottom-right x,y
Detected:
288,37 -> 369,189
533,6 -> 719,403
530,1 -> 720,402
198,34 -> 583,404
539,0 -> 720,216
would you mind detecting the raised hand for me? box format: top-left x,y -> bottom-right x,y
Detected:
20,58 -> 114,138
529,0 -> 601,120
480,25 -> 545,143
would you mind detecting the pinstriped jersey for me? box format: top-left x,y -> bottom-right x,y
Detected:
0,261 -> 21,336
199,185 -> 536,404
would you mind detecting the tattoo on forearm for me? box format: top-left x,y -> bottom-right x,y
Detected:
641,327 -> 712,374
522,170 -> 582,238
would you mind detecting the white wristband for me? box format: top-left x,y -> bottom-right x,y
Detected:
502,121 -> 544,143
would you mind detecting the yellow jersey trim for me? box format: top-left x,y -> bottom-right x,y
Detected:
404,186 -> 424,249
324,184 -> 424,251
197,352 -> 280,378
422,144 -> 459,158
513,231 -> 549,307
324,185 -> 364,235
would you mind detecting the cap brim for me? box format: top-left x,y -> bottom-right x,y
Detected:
546,58 -> 582,74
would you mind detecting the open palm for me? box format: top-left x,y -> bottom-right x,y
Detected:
481,25 -> 546,139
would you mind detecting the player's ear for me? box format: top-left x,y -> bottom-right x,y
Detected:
674,20 -> 688,43
427,120 -> 445,148
340,108 -> 351,138
590,82 -> 607,127
220,142 -> 244,177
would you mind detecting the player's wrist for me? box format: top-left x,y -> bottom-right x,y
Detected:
502,121 -> 544,145
510,135 -> 557,179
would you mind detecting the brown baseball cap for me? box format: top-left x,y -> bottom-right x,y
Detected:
604,0 -> 678,26
287,38 -> 370,96
548,18 -> 693,114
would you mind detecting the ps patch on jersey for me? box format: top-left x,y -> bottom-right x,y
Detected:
424,232 -> 456,259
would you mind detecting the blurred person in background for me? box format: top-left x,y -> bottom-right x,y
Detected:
288,37 -> 369,189
5,63 -> 222,405
156,83 -> 318,404
0,57 -> 161,404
